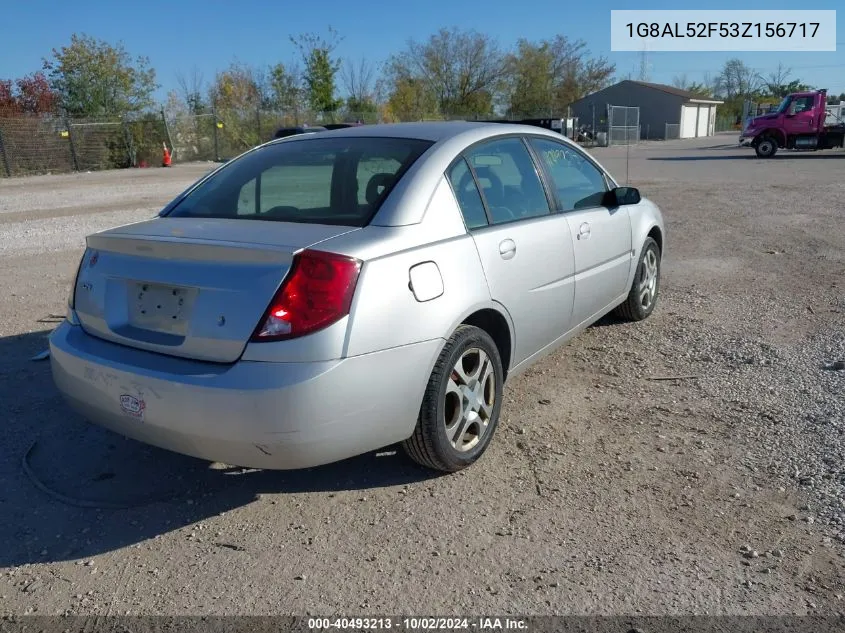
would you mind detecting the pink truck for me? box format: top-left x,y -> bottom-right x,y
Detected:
739,89 -> 845,158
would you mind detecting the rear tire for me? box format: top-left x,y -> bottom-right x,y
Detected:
614,237 -> 661,322
755,136 -> 778,158
403,325 -> 504,473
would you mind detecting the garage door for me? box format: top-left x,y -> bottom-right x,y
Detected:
696,105 -> 710,137
680,105 -> 698,138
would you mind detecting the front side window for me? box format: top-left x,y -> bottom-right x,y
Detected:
529,137 -> 608,211
168,136 -> 433,227
775,96 -> 792,114
790,96 -> 814,114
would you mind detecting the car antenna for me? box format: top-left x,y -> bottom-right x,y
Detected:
619,99 -> 639,185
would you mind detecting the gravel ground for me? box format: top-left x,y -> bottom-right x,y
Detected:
0,136 -> 843,616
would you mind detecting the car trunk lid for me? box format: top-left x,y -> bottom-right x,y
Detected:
73,217 -> 359,363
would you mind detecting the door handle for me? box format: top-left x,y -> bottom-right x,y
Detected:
577,222 -> 591,240
499,239 -> 516,260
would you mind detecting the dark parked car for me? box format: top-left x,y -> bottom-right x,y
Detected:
322,123 -> 362,130
271,123 -> 364,142
271,126 -> 327,140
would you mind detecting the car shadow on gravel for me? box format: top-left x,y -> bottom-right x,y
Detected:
648,154 -> 845,161
0,329 -> 440,568
588,313 -> 628,328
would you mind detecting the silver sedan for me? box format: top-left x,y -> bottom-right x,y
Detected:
49,122 -> 665,473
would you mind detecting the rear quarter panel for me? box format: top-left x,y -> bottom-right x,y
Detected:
240,174 -> 499,365
336,176 -> 496,357
343,234 -> 493,357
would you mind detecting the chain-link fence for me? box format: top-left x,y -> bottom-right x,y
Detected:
715,116 -> 739,133
0,115 -> 75,176
0,113 -> 170,176
606,105 -> 640,146
70,117 -> 168,171
0,108 -> 388,177
664,123 -> 680,140
0,106 -> 607,178
165,112 -> 218,164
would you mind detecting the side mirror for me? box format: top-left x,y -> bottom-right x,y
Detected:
606,186 -> 641,206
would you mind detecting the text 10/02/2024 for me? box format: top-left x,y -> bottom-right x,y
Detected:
306,618 -> 528,630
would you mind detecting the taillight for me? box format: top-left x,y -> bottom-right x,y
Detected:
251,249 -> 362,341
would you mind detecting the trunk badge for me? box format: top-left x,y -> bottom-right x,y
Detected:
88,251 -> 99,267
119,394 -> 146,419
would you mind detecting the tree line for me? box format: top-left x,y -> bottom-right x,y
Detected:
1,32 -> 841,123
670,59 -> 845,121
0,29 -> 617,122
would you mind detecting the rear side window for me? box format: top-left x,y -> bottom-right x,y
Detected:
464,137 -> 551,225
446,158 -> 488,230
168,137 -> 433,227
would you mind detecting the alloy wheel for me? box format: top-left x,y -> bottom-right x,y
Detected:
443,348 -> 496,452
638,247 -> 659,310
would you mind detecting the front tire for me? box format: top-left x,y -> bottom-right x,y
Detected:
755,136 -> 778,158
614,237 -> 661,322
403,325 -> 504,473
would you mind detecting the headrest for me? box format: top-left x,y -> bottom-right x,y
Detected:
366,173 -> 395,205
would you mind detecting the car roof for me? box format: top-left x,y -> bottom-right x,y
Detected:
266,120 -> 573,144
304,121 -> 528,142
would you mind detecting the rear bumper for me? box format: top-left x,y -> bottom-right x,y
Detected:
49,321 -> 442,469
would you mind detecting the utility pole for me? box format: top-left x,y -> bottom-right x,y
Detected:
637,45 -> 651,82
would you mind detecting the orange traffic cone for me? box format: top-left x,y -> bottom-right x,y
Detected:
162,142 -> 172,167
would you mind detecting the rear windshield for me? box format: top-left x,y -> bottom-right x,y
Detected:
166,136 -> 434,227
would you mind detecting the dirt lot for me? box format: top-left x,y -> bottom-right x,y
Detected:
1,133 -> 843,616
